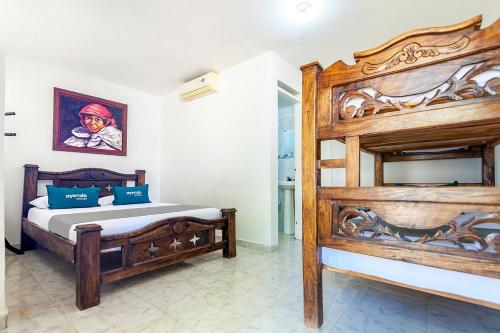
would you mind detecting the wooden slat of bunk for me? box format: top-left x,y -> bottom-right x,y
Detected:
365,124 -> 500,146
482,144 -> 495,186
382,146 -> 482,162
368,137 -> 498,153
345,137 -> 360,187
318,97 -> 500,142
318,187 -> 500,205
319,237 -> 500,278
363,123 -> 500,152
374,154 -> 383,186
318,159 -> 345,169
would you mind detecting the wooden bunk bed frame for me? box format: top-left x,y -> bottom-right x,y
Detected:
301,15 -> 500,328
20,165 -> 236,310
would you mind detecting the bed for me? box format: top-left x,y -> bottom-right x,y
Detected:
20,165 -> 236,310
300,15 -> 500,328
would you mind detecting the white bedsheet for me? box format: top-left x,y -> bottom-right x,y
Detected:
322,247 -> 500,305
28,202 -> 222,242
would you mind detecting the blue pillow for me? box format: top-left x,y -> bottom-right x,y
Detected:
46,185 -> 101,209
112,185 -> 150,205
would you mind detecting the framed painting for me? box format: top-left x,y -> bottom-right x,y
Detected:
53,88 -> 127,156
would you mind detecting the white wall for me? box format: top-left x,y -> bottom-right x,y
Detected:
320,141 -> 484,187
4,57 -> 163,244
384,159 -> 482,184
161,52 -> 300,247
0,53 -> 8,328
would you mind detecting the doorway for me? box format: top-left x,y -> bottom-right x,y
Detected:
277,81 -> 301,244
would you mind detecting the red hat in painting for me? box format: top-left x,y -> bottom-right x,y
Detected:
79,104 -> 117,128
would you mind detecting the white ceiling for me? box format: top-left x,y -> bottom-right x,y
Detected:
1,0 -> 498,96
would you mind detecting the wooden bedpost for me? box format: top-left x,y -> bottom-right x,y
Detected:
221,208 -> 237,258
374,153 -> 384,186
21,164 -> 39,250
76,224 -> 102,310
482,144 -> 495,186
301,61 -> 323,328
135,170 -> 146,186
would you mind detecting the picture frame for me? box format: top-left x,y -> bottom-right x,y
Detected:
53,88 -> 127,156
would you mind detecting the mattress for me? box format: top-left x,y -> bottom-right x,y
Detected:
28,202 -> 222,242
322,247 -> 500,305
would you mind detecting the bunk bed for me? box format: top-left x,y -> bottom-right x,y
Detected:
300,15 -> 500,328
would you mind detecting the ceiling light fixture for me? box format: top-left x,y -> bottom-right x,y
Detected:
296,2 -> 312,14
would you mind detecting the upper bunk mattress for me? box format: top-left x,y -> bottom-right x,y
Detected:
28,202 -> 222,242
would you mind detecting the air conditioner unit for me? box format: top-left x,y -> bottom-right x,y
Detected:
179,72 -> 218,101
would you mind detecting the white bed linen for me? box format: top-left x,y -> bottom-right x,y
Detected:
322,247 -> 500,305
28,202 -> 222,242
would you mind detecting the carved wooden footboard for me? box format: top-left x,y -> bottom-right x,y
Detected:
75,209 -> 236,310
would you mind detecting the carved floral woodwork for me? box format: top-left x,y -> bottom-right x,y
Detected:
338,58 -> 500,120
336,207 -> 499,253
362,36 -> 470,74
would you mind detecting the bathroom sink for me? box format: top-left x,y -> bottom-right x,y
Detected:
279,181 -> 295,235
279,181 -> 295,190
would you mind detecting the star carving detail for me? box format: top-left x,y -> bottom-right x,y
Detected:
146,241 -> 160,256
169,238 -> 182,252
190,234 -> 200,246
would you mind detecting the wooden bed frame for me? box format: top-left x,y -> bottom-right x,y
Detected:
301,15 -> 500,328
20,164 -> 236,310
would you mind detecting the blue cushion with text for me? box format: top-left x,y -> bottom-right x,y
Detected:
112,185 -> 150,205
46,185 -> 101,209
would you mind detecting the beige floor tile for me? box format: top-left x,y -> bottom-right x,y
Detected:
139,314 -> 195,333
3,305 -> 73,333
4,235 -> 499,333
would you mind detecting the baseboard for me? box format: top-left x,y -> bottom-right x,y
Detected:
0,310 -> 7,329
237,239 -> 278,252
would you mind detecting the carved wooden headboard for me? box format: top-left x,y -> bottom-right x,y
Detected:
22,164 -> 145,217
311,15 -> 500,153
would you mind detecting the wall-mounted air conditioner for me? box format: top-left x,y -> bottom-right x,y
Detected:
179,72 -> 218,101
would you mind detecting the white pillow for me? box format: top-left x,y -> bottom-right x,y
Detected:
98,195 -> 114,206
30,196 -> 49,209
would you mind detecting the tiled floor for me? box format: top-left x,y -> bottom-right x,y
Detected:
4,234 -> 500,332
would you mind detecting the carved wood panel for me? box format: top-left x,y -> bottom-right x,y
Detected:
362,36 -> 470,75
129,221 -> 212,265
53,179 -> 124,197
337,58 -> 499,120
334,206 -> 499,254
37,167 -> 139,197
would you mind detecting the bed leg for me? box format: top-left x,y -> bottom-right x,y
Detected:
303,247 -> 324,328
221,208 -> 236,258
20,230 -> 36,251
76,224 -> 102,310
